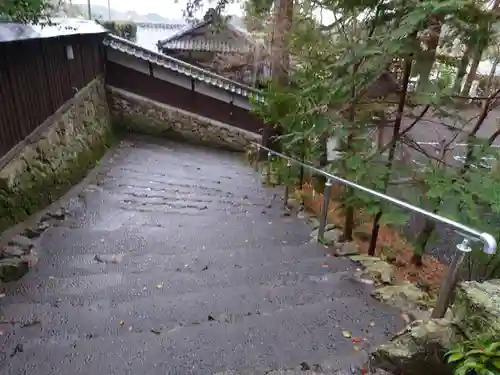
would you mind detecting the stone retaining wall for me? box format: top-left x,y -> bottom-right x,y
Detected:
107,86 -> 261,152
0,78 -> 113,232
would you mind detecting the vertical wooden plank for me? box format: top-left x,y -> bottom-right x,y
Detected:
39,39 -> 56,115
73,38 -> 83,89
25,39 -> 45,127
0,44 -> 18,157
81,37 -> 91,84
18,41 -> 39,136
86,38 -> 96,79
4,43 -> 32,139
58,37 -> 73,101
47,39 -> 66,109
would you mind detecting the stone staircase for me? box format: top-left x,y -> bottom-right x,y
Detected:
0,136 -> 402,374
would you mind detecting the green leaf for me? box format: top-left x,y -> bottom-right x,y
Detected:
454,366 -> 468,375
485,342 -> 500,353
447,352 -> 465,363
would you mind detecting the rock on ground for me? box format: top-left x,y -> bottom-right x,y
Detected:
0,258 -> 29,282
371,279 -> 500,375
371,284 -> 429,310
371,319 -> 459,375
453,280 -> 500,337
8,235 -> 34,252
349,255 -> 396,286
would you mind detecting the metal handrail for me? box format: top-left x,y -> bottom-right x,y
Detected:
254,142 -> 497,318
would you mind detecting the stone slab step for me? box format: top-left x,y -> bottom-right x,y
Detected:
2,297 -> 403,375
4,254 -> 356,302
30,242 -> 339,278
0,273 -> 375,342
36,216 -> 312,257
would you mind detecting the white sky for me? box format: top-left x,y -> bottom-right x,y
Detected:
75,0 -> 245,19
74,0 -> 335,23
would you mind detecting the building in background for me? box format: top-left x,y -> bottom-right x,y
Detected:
157,14 -> 270,87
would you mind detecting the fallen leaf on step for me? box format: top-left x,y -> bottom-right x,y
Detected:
401,312 -> 411,324
342,330 -> 352,338
119,320 -> 124,327
351,337 -> 363,343
94,253 -> 123,264
353,345 -> 359,351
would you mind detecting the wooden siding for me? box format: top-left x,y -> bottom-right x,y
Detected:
0,34 -> 105,160
105,62 -> 265,135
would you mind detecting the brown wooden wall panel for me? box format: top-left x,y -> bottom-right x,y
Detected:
106,62 -> 265,135
0,34 -> 105,160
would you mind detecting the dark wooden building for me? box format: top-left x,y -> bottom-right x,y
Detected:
0,18 -> 107,162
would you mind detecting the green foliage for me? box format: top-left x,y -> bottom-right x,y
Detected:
446,337 -> 500,375
185,0 -> 500,265
0,0 -> 51,23
252,0 -> 500,260
100,21 -> 137,42
435,63 -> 456,91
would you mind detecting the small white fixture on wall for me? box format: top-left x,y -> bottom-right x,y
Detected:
66,45 -> 74,60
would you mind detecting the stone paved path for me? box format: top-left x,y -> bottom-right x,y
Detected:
0,137 -> 402,374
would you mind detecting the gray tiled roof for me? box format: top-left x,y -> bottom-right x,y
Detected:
157,18 -> 257,53
160,39 -> 252,53
0,18 -> 106,43
105,34 -> 263,102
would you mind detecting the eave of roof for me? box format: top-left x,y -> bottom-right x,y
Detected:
157,17 -> 258,50
104,34 -> 263,102
0,17 -> 107,43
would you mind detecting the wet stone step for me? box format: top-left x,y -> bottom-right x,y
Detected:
0,137 -> 402,375
0,275 -> 373,343
29,242 -> 339,278
36,220 -> 312,257
3,297 -> 402,375
5,256 -> 356,302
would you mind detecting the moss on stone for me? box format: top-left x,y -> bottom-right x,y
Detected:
0,79 -> 115,235
0,126 -> 114,233
115,116 -> 245,153
108,90 -> 259,153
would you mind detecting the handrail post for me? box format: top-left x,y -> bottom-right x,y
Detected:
266,151 -> 272,185
318,178 -> 333,241
283,160 -> 292,209
431,238 -> 472,319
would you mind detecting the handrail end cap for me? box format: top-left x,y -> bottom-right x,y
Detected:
480,232 -> 497,254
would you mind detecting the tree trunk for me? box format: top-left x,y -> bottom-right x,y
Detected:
343,204 -> 354,241
313,132 -> 329,193
270,0 -> 292,86
367,58 -> 413,256
412,218 -> 435,266
453,54 -> 469,94
261,0 -> 293,156
485,58 -> 499,94
416,16 -> 441,91
461,48 -> 482,97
